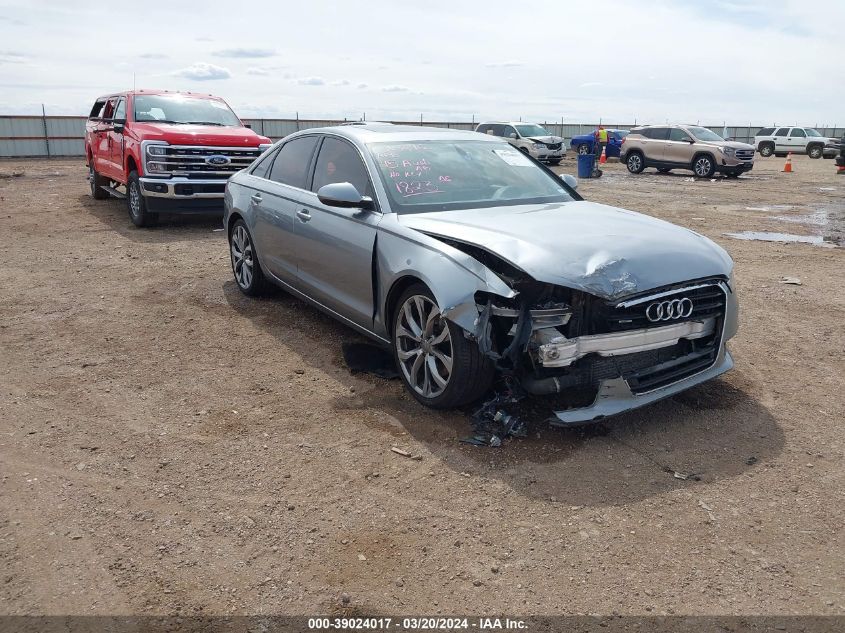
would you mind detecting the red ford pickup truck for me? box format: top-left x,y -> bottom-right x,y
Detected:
85,89 -> 272,226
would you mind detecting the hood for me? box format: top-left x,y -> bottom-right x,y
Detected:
527,136 -> 563,144
129,122 -> 270,147
399,201 -> 733,300
719,140 -> 755,150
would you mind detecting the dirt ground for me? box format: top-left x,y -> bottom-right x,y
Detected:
0,153 -> 842,618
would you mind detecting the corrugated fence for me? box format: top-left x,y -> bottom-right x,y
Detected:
1,115 -> 843,158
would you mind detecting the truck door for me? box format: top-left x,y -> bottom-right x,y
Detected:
107,97 -> 127,182
93,98 -> 116,177
787,127 -> 806,154
772,127 -> 790,153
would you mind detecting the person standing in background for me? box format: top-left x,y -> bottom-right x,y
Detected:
594,125 -> 608,159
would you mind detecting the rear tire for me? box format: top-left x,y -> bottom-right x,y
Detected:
626,152 -> 645,174
89,164 -> 108,200
392,283 -> 494,409
758,143 -> 774,157
693,154 -> 716,178
127,171 -> 158,227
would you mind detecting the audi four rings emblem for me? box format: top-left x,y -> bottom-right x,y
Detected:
645,297 -> 694,322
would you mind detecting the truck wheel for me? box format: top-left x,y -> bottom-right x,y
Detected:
807,145 -> 823,159
758,142 -> 774,157
127,171 -> 158,227
693,154 -> 716,178
626,152 -> 644,174
89,164 -> 108,200
547,159 -> 561,166
392,284 -> 493,409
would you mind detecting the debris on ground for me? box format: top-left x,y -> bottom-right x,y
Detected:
341,342 -> 399,379
461,378 -> 528,447
780,277 -> 802,285
391,446 -> 423,460
673,471 -> 689,480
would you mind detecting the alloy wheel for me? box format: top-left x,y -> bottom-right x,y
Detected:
628,155 -> 642,171
694,157 -> 712,177
395,294 -> 453,399
231,225 -> 254,289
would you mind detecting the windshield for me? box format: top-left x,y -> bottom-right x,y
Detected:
805,128 -> 822,137
515,124 -> 550,137
368,140 -> 574,214
688,126 -> 724,142
133,94 -> 242,126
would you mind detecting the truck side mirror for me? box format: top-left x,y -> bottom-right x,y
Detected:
112,119 -> 126,133
509,133 -> 517,139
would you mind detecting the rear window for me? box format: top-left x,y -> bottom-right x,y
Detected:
643,127 -> 670,140
774,128 -> 789,136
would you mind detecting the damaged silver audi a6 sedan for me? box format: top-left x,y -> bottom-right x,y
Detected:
223,123 -> 738,424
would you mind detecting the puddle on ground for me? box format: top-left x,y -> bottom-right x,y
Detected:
725,231 -> 840,247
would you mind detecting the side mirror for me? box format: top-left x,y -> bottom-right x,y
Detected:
560,173 -> 578,190
317,182 -> 374,210
509,132 -> 517,139
112,119 -> 126,133
686,137 -> 695,143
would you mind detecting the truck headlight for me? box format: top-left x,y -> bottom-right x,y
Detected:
146,161 -> 169,172
147,145 -> 168,156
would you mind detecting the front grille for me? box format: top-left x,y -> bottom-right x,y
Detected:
735,149 -> 754,161
153,146 -> 262,178
600,281 -> 726,333
546,142 -> 562,150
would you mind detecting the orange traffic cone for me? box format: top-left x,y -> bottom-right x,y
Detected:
599,145 -> 607,164
782,152 -> 793,173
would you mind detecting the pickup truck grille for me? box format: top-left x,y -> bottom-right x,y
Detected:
735,149 -> 755,161
154,146 -> 262,178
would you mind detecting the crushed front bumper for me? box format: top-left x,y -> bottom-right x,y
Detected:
549,345 -> 733,426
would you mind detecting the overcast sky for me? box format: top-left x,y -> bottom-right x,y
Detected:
0,0 -> 842,126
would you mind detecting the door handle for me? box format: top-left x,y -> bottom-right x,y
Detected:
250,193 -> 262,205
296,209 -> 311,222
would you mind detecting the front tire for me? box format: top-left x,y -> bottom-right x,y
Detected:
392,284 -> 493,409
693,155 -> 716,178
807,145 -> 823,159
626,152 -> 645,174
229,219 -> 268,296
758,143 -> 774,157
127,171 -> 158,227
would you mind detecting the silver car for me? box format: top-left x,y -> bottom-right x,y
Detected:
224,124 -> 738,425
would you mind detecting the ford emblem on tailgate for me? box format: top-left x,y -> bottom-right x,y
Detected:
205,154 -> 231,166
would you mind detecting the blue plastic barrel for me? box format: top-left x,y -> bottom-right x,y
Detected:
577,153 -> 595,178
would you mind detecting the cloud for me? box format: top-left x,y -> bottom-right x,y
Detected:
213,47 -> 275,58
484,60 -> 524,68
357,83 -> 368,89
246,67 -> 270,76
297,76 -> 325,86
0,51 -> 27,64
578,82 -> 604,88
174,62 -> 231,81
331,79 -> 351,86
140,53 -> 168,59
382,85 -> 409,92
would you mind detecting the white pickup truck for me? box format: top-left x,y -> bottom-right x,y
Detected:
754,126 -> 838,159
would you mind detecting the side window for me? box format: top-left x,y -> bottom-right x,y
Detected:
644,127 -> 669,140
489,124 -> 505,137
791,128 -> 806,138
502,125 -> 517,138
250,146 -> 279,179
101,98 -> 117,120
669,128 -> 690,142
113,98 -> 126,121
311,137 -> 372,198
89,100 -> 106,119
774,127 -> 789,136
476,124 -> 490,134
757,127 -> 774,136
268,136 -> 319,189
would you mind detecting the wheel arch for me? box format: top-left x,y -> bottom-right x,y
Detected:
384,275 -> 428,338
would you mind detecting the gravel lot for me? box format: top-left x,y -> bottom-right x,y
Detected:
1,154 -> 842,617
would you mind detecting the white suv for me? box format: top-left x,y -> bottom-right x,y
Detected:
754,127 -> 838,159
474,121 -> 566,165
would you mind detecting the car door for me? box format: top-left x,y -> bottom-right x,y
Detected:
663,127 -> 694,165
772,127 -> 790,153
107,96 -> 127,181
250,135 -> 320,286
642,127 -> 670,162
787,127 -> 806,153
294,135 -> 381,330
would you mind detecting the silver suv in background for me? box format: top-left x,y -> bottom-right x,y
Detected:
621,125 -> 755,178
475,121 -> 566,165
754,127 -> 838,159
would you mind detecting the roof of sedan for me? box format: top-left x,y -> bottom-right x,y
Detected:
308,123 -> 494,143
